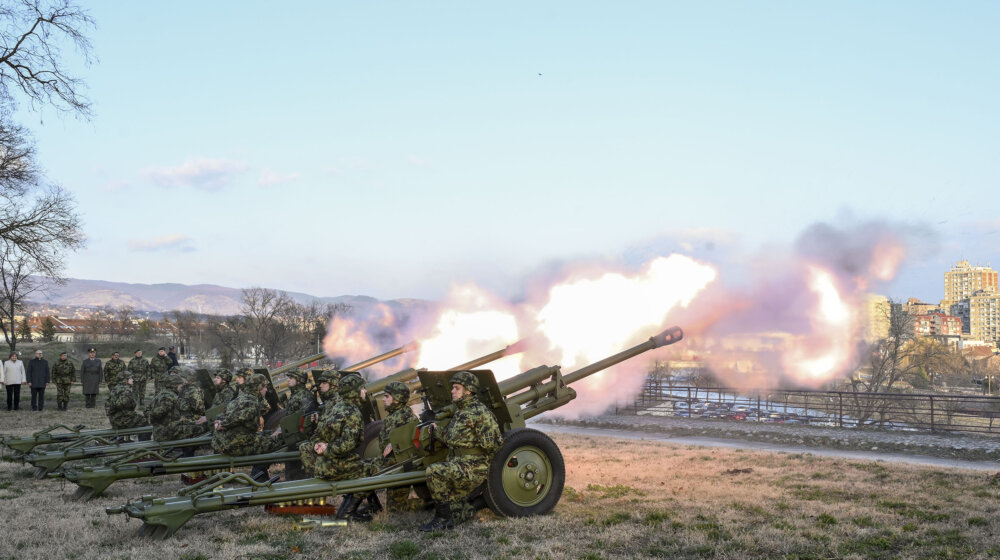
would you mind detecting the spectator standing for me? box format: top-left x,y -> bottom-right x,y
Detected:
80,348 -> 102,408
2,352 -> 26,411
167,346 -> 180,368
27,350 -> 50,411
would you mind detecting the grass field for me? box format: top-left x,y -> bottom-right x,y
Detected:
1,394 -> 999,559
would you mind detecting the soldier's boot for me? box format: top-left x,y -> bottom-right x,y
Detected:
250,464 -> 270,483
283,460 -> 307,481
335,494 -> 361,521
419,502 -> 454,532
352,492 -> 382,521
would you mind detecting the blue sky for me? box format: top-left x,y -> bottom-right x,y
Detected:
20,1 -> 999,302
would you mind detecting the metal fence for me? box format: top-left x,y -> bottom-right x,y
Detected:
619,378 -> 1000,436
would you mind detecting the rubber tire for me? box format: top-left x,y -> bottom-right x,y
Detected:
484,428 -> 565,517
359,420 -> 383,459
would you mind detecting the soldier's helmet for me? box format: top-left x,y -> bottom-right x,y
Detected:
337,372 -> 365,398
168,366 -> 182,374
287,370 -> 308,384
215,369 -> 232,383
450,371 -> 480,393
384,381 -> 410,404
247,373 -> 268,392
314,369 -> 339,386
166,373 -> 184,389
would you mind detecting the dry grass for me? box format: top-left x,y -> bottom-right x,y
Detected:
2,395 -> 1000,559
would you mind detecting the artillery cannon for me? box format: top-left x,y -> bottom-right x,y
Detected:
107,326 -> 683,538
20,346 -> 415,478
0,351 -> 332,456
58,341 -> 525,500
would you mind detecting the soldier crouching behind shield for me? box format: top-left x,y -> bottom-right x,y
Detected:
379,381 -> 423,512
420,371 -> 503,531
147,374 -> 209,457
212,374 -> 283,482
297,372 -> 378,522
105,371 -> 151,441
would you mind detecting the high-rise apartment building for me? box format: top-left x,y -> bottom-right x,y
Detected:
943,260 -> 998,306
969,292 -> 1000,346
864,294 -> 891,342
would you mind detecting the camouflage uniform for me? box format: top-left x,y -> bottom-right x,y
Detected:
424,372 -> 502,527
128,354 -> 150,404
379,382 -> 420,512
178,377 -> 206,421
51,357 -> 76,410
211,370 -> 237,408
105,382 -> 147,430
298,373 -> 374,480
284,371 -> 316,415
149,352 -> 172,394
103,357 -> 127,390
147,375 -> 208,442
299,370 -> 339,439
211,375 -> 282,456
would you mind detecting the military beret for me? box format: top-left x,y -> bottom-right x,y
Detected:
135,349 -> 142,353
59,351 -> 67,356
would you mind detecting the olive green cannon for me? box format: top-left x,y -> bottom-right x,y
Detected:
0,351 -> 332,456
21,346 -> 415,478
107,326 -> 683,538
58,341 -> 524,500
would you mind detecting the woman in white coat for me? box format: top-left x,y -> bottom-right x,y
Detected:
2,352 -> 27,411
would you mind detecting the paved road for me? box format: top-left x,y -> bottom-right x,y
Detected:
534,422 -> 1000,472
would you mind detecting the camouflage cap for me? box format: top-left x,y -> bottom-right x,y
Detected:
450,371 -> 480,393
287,370 -> 308,384
214,368 -> 232,383
247,373 -> 268,392
384,381 -> 410,404
337,372 -> 365,397
166,373 -> 184,388
314,369 -> 339,385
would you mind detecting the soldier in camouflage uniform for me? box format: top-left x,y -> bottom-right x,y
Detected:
284,370 -> 316,415
104,352 -> 127,390
128,349 -> 150,406
284,369 -> 335,481
379,381 -> 421,512
105,373 -> 149,435
420,371 -> 503,531
178,371 -> 207,424
149,347 -> 172,394
298,372 -> 376,520
211,369 -> 237,408
147,374 -> 209,445
212,374 -> 283,481
52,351 -> 76,411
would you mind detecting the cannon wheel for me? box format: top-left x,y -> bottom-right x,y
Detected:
360,420 -> 383,459
484,428 -> 564,517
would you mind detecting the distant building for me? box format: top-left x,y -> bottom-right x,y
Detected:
968,291 -> 1000,348
903,297 -> 940,318
943,260 -> 998,307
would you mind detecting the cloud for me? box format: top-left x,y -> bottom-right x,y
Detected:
142,158 -> 249,190
128,234 -> 195,253
258,169 -> 301,187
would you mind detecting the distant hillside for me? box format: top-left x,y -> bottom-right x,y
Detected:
31,277 -> 432,317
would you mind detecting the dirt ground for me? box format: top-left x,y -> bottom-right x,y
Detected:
2,393 -> 1000,559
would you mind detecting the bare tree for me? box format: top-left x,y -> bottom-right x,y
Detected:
208,315 -> 252,368
241,287 -> 297,365
0,240 -> 47,352
0,0 -> 94,117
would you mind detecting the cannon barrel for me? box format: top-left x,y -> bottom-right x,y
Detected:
268,352 -> 327,376
343,341 -> 419,372
447,339 -> 527,372
502,326 -> 683,409
365,340 -> 526,395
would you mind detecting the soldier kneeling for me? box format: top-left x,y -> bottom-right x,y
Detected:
298,372 -> 377,521
420,371 -> 502,531
212,373 -> 283,482
105,372 -> 151,441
